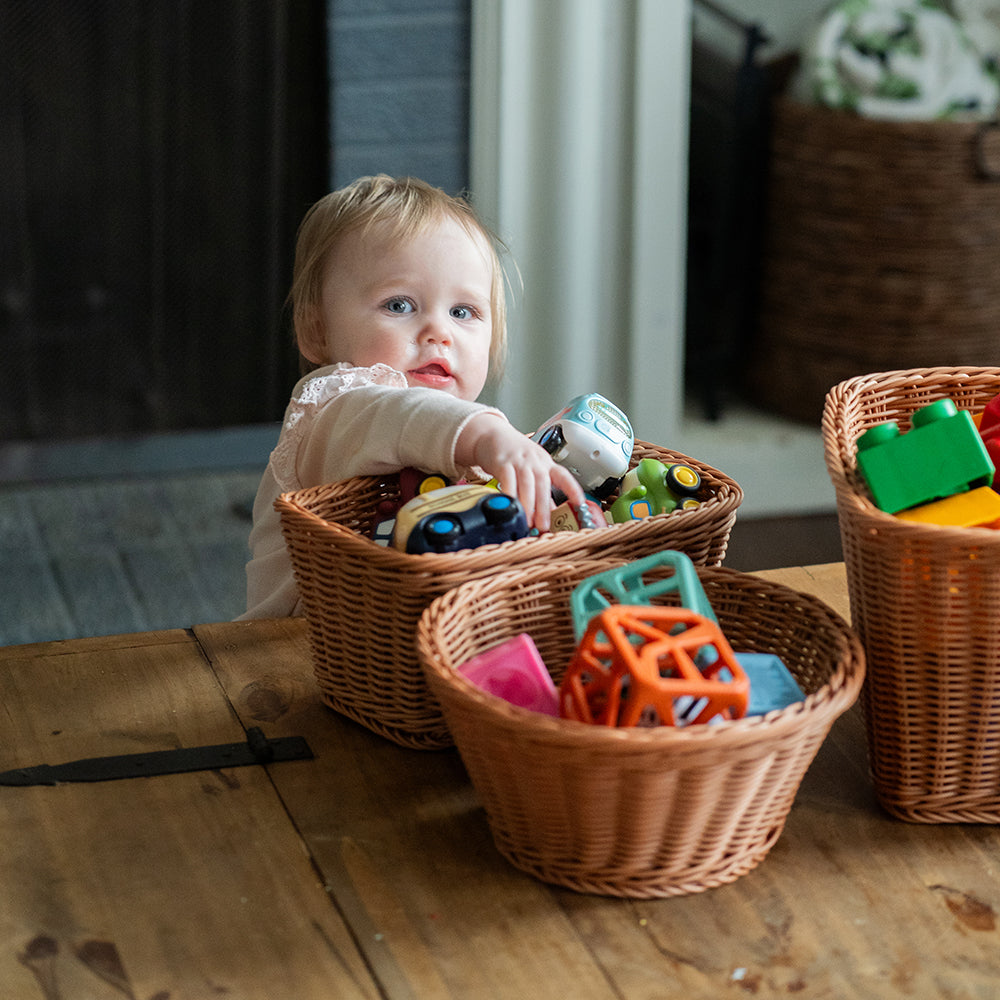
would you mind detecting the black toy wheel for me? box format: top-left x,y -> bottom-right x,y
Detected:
665,463 -> 701,497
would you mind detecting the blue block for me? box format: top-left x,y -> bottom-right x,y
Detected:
736,652 -> 805,715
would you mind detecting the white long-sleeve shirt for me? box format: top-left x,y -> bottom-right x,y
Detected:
239,362 -> 503,619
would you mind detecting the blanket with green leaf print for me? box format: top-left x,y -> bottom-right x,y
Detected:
794,0 -> 999,120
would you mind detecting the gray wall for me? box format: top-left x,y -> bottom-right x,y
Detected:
328,0 -> 471,194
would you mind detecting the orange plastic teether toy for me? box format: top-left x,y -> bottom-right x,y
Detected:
559,605 -> 749,727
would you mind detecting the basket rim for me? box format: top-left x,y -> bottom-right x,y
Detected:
823,365 -> 1000,544
417,562 -> 865,751
774,93 -> 990,137
276,439 -> 744,569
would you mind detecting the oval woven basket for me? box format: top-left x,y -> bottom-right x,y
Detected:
750,97 -> 1000,424
823,366 -> 1000,822
417,560 -> 863,898
276,440 -> 742,750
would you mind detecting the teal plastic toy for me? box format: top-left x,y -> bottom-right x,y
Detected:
855,398 -> 994,514
569,550 -> 716,641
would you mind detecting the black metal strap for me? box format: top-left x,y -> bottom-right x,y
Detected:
0,727 -> 313,786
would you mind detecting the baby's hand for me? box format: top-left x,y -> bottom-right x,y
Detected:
456,413 -> 585,531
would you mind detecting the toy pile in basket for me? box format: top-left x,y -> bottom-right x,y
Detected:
374,392 -> 714,554
457,550 -> 804,728
855,389 -> 1000,527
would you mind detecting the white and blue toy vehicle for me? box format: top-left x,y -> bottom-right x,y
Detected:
531,392 -> 634,500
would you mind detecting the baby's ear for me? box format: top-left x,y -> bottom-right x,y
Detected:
295,307 -> 327,365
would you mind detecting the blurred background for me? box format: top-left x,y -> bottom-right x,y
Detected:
0,0 -> 905,642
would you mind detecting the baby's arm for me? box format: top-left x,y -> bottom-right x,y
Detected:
290,375 -> 583,529
456,412 -> 585,531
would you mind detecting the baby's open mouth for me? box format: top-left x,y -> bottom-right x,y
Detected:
414,363 -> 450,377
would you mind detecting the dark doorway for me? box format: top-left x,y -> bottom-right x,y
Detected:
0,1 -> 329,442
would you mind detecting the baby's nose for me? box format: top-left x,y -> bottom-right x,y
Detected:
420,313 -> 453,344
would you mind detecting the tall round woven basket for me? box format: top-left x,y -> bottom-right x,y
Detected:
276,440 -> 742,750
749,97 -> 1000,424
417,560 -> 864,898
824,366 -> 1000,822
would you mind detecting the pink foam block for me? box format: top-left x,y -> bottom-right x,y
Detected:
457,633 -> 559,715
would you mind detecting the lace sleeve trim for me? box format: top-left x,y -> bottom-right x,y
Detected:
269,363 -> 408,492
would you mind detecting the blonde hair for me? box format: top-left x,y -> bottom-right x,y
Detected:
290,174 -> 509,376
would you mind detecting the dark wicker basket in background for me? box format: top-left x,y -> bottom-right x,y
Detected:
749,97 -> 1000,425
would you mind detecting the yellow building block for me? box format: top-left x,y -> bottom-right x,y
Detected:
895,486 -> 1000,528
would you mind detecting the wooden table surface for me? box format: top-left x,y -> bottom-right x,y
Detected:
2,563 -> 999,1000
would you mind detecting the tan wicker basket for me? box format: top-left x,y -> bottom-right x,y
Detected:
277,441 -> 742,750
824,366 -> 1000,822
417,560 -> 864,898
749,97 -> 1000,424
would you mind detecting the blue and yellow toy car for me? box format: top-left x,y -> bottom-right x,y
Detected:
391,484 -> 529,554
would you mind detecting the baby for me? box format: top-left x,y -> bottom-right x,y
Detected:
241,174 -> 584,618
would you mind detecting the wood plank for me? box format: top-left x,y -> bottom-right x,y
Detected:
555,813 -> 1000,999
0,629 -> 381,1000
197,617 -> 626,1000
753,561 -> 852,623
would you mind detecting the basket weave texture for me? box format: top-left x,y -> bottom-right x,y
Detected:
417,560 -> 863,898
824,366 -> 1000,822
276,440 -> 742,750
750,97 -> 1000,424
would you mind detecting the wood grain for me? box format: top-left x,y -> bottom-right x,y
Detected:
5,566 -> 1000,1000
753,561 -> 852,623
0,629 -> 379,1000
197,597 -> 1000,1000
198,617 -> 620,1000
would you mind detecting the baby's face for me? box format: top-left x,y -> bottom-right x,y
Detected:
312,214 -> 494,402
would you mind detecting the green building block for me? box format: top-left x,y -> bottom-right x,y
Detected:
855,399 -> 995,514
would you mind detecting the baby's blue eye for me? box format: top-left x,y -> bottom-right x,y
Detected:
386,298 -> 413,314
451,306 -> 473,320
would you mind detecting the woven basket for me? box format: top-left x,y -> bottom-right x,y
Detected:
277,440 -> 742,750
417,560 -> 864,898
749,97 -> 1000,424
824,366 -> 1000,822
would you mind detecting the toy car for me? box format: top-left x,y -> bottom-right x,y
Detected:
549,498 -> 607,532
609,458 -> 702,522
370,467 -> 452,545
530,392 -> 634,499
391,484 -> 529,554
